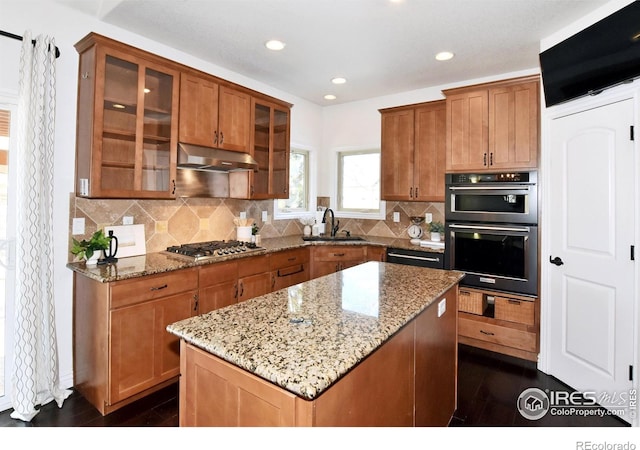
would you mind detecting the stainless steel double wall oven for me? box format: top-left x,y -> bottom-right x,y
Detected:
445,171 -> 538,296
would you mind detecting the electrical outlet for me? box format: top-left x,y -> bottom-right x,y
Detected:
239,212 -> 247,219
425,213 -> 433,224
123,216 -> 134,225
72,218 -> 85,235
393,212 -> 400,222
262,211 -> 268,222
438,298 -> 446,317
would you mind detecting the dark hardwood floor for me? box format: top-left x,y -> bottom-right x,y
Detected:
0,344 -> 629,427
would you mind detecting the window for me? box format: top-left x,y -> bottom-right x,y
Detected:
275,148 -> 313,218
337,149 -> 383,217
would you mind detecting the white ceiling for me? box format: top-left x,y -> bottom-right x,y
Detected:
58,0 -> 610,105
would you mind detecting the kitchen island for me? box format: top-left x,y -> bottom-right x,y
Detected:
167,261 -> 464,426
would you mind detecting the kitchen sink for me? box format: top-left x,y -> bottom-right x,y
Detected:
302,235 -> 366,242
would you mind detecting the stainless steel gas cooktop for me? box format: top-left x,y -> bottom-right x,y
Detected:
165,240 -> 263,262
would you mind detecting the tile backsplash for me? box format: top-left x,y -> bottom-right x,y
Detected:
68,195 -> 444,262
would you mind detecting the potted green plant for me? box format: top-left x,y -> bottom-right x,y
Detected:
71,229 -> 111,265
429,221 -> 444,242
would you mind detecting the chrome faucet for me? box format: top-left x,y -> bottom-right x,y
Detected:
322,208 -> 339,237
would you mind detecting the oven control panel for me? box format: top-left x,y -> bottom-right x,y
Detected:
447,171 -> 535,184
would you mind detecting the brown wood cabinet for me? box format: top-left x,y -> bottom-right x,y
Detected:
178,72 -> 251,153
74,33 -> 180,199
365,245 -> 387,262
444,75 -> 539,172
73,267 -> 198,415
380,100 -> 446,201
198,260 -> 238,314
238,254 -> 272,302
457,286 -> 539,361
178,285 -> 458,426
311,246 -> 367,279
270,247 -> 310,291
230,97 -> 291,199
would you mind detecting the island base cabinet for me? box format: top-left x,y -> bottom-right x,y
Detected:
178,285 -> 458,427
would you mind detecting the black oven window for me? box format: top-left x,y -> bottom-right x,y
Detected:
454,194 -> 527,214
454,232 -> 526,279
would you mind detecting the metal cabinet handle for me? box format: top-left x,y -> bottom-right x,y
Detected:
219,132 -> 224,145
214,131 -> 218,145
415,187 -> 418,198
193,293 -> 199,312
480,330 -> 495,336
483,153 -> 487,166
490,152 -> 493,165
410,187 -> 413,198
333,253 -> 345,257
150,284 -> 168,291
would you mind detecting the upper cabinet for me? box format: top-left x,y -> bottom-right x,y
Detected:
380,100 -> 446,202
230,97 -> 291,199
178,72 -> 251,153
74,33 -> 292,200
75,33 -> 180,199
444,75 -> 540,172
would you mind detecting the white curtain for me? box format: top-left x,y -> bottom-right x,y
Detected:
10,31 -> 70,422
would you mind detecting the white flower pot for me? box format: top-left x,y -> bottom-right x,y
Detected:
430,232 -> 441,242
85,251 -> 101,266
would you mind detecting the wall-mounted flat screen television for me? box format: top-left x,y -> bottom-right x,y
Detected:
539,1 -> 640,107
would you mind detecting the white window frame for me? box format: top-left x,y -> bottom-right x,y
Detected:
333,147 -> 386,220
274,145 -> 316,220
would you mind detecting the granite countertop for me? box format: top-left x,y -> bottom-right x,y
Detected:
167,261 -> 464,400
66,235 -> 445,283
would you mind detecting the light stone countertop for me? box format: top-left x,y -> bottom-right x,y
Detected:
167,261 -> 464,400
66,235 -> 444,283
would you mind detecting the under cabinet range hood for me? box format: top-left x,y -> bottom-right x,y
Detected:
177,142 -> 258,172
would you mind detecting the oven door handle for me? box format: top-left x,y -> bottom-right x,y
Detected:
448,224 -> 531,233
447,185 -> 531,191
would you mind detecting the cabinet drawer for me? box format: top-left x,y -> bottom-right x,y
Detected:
458,288 -> 487,315
111,268 -> 198,309
238,254 -> 270,278
458,317 -> 536,352
272,264 -> 309,291
270,248 -> 310,270
494,296 -> 535,326
199,260 -> 238,288
313,246 -> 366,261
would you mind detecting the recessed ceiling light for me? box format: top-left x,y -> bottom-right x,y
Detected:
324,94 -> 337,100
435,51 -> 454,61
265,40 -> 286,51
331,77 -> 347,85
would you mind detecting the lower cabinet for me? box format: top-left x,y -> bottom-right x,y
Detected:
457,286 -> 539,361
178,285 -> 458,426
73,267 -> 198,415
199,260 -> 238,313
238,255 -> 272,302
270,247 -> 310,291
311,246 -> 367,279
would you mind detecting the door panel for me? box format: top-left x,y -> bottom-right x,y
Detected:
548,98 -> 634,421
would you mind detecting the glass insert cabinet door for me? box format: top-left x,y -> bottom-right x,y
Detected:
98,52 -> 178,197
249,99 -> 290,199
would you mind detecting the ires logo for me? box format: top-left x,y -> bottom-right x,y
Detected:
517,388 -> 631,421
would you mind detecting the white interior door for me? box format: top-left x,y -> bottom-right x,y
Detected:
547,98 -> 635,421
